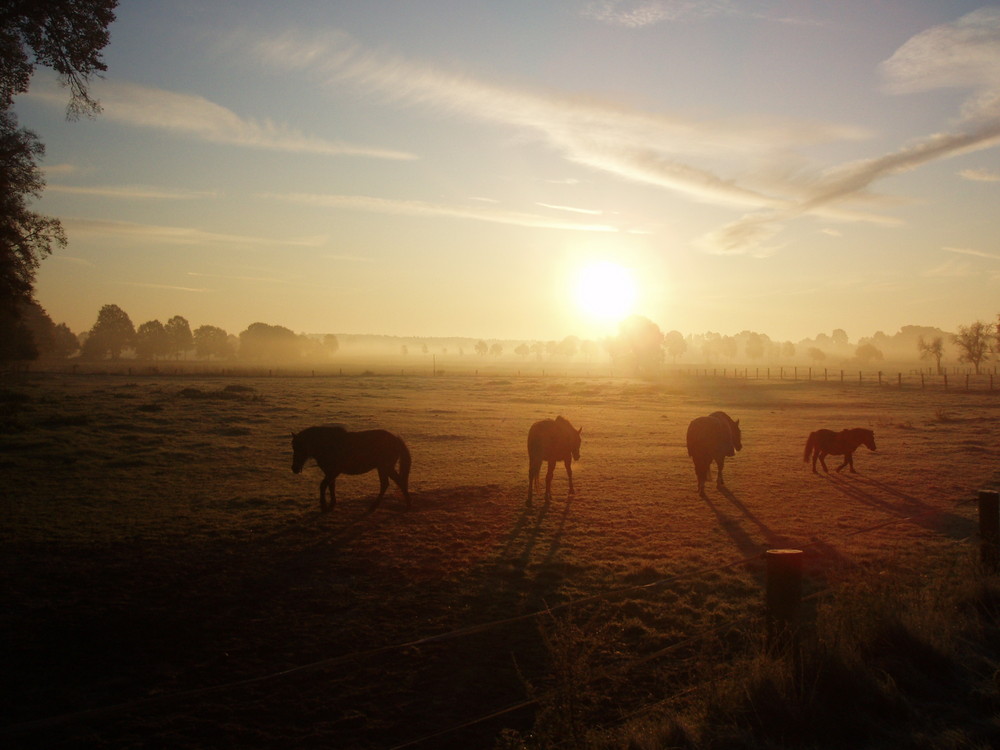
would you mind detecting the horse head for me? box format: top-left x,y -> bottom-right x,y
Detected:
864,430 -> 876,452
572,427 -> 582,461
290,431 -> 308,474
731,419 -> 742,452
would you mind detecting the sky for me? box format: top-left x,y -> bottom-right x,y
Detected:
13,0 -> 1000,343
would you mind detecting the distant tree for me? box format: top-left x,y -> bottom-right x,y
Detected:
664,330 -> 687,362
744,332 -> 766,361
163,315 -> 192,359
557,335 -> 579,358
514,343 -> 529,358
400,344 -> 408,356
193,324 -> 233,359
134,319 -> 169,360
489,342 -> 503,357
617,314 -> 664,375
917,335 -> 945,374
323,334 -> 339,355
238,322 -> 299,361
580,339 -> 598,362
807,347 -> 826,363
953,320 -> 993,374
474,340 -> 488,356
82,303 -> 134,359
51,322 -> 79,358
529,341 -> 544,360
781,341 -> 796,360
832,329 -> 849,347
855,342 -> 883,365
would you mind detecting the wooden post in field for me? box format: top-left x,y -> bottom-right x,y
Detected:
966,373 -> 970,392
979,490 -> 1000,573
921,373 -> 925,390
766,549 -> 804,653
878,371 -> 883,387
898,373 -> 902,388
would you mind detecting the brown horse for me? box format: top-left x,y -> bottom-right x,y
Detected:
804,428 -> 876,474
686,411 -> 742,497
527,416 -> 582,506
291,425 -> 411,512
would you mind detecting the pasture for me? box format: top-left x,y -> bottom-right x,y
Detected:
2,371 -> 998,748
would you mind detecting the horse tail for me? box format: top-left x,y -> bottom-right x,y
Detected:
397,438 -> 412,492
804,432 -> 815,462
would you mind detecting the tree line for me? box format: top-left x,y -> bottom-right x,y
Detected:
5,300 -> 340,363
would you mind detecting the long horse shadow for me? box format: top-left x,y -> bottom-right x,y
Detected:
823,474 -> 976,541
704,487 -> 857,587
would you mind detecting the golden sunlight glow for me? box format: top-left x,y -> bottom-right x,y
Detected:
574,261 -> 638,325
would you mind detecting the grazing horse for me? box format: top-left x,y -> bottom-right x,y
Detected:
527,416 -> 582,506
686,411 -> 742,497
291,425 -> 411,512
804,428 -> 876,474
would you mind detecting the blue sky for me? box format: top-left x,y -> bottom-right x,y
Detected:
14,1 -> 1000,342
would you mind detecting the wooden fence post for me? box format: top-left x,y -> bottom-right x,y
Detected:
979,490 -> 1000,573
766,549 -> 803,653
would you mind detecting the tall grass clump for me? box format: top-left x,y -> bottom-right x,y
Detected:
510,558 -> 1000,749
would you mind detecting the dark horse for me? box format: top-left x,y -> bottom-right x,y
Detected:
527,416 -> 582,506
804,428 -> 876,474
686,411 -> 742,497
291,425 -> 411,512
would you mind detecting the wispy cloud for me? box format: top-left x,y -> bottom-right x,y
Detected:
240,9 -> 1000,256
120,281 -> 210,292
28,78 -> 416,160
582,0 -> 734,28
536,202 -> 604,216
243,28 -> 865,216
264,192 -> 620,232
943,245 -> 1000,261
186,271 -> 329,289
63,217 -> 326,248
47,185 -> 220,200
960,167 -> 1000,182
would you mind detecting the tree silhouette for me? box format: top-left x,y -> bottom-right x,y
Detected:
917,335 -> 944,374
135,320 -> 169,360
953,321 -> 993,374
855,342 -> 883,365
1,2 -> 117,351
193,325 -> 233,360
238,322 -> 299,361
617,314 -> 664,375
82,304 -> 134,359
474,340 -> 488,356
164,315 -> 192,359
323,334 -> 339,355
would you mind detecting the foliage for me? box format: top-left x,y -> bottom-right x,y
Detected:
134,319 -> 169,360
193,324 -> 234,360
81,303 -> 134,359
164,315 -> 193,359
953,320 -> 993,374
0,1 -> 116,357
855,342 -> 883,364
238,321 -> 299,360
917,335 -> 945,374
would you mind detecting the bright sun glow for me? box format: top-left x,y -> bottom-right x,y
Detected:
574,261 -> 638,325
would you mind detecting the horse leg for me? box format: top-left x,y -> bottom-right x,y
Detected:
320,474 -> 337,512
527,458 -> 541,506
693,456 -> 708,496
716,455 -> 726,487
544,460 -> 556,500
370,468 -> 390,510
387,467 -> 411,509
564,458 -> 575,495
837,452 -> 855,473
810,451 -> 820,474
818,452 -> 830,473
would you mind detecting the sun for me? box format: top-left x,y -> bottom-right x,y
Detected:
574,261 -> 638,326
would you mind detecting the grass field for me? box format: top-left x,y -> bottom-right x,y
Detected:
2,371 -> 999,748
